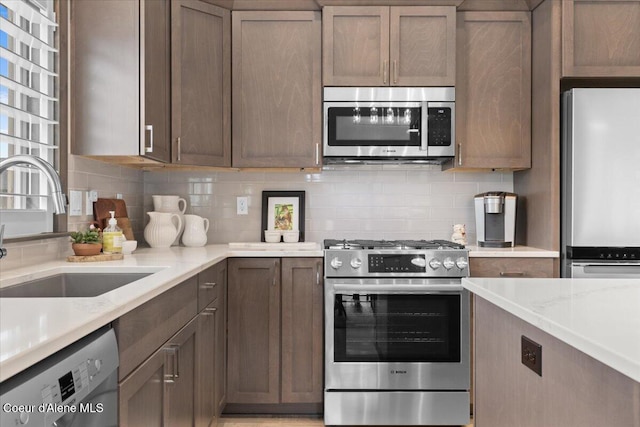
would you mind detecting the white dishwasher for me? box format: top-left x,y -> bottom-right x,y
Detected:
0,327 -> 118,426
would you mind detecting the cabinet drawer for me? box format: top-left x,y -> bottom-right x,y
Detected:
469,257 -> 554,278
198,260 -> 226,312
115,276 -> 198,380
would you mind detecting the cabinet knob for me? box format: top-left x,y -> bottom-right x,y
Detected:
177,137 -> 182,162
393,60 -> 398,84
201,282 -> 217,289
499,271 -> 526,277
458,143 -> 462,166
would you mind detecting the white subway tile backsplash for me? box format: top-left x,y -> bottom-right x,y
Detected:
139,168 -> 512,244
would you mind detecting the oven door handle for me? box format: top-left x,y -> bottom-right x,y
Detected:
332,283 -> 463,293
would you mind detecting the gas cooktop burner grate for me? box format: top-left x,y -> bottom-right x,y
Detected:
324,239 -> 465,250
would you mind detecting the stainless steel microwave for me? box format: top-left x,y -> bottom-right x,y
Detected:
323,87 -> 455,165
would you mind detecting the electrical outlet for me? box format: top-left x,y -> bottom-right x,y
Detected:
237,197 -> 248,215
521,335 -> 542,376
116,193 -> 123,199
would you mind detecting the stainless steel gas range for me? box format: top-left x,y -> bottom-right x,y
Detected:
323,239 -> 471,426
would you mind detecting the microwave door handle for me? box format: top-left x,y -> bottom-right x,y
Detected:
420,102 -> 428,151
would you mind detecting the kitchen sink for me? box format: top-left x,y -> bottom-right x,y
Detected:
0,272 -> 152,298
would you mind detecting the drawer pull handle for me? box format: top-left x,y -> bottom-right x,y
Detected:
201,282 -> 217,289
500,271 -> 526,277
203,307 -> 218,316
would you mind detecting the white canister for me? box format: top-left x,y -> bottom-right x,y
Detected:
182,215 -> 210,247
144,211 -> 182,248
152,195 -> 187,246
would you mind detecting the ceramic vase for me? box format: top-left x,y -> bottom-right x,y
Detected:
144,211 -> 182,248
152,195 -> 187,246
181,215 -> 209,247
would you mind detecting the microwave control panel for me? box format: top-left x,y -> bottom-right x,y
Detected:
427,107 -> 452,146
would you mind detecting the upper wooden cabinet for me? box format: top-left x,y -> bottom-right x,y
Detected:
71,0 -> 230,167
323,6 -> 456,86
231,11 -> 322,168
454,11 -> 531,170
71,0 -> 170,161
172,0 -> 231,167
562,0 -> 640,77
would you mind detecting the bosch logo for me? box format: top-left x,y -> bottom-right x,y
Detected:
390,370 -> 407,374
383,149 -> 397,153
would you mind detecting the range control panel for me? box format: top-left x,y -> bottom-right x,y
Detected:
369,254 -> 426,273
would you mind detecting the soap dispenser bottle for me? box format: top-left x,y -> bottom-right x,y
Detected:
103,210 -> 124,254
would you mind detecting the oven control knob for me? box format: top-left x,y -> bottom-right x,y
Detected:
330,257 -> 343,270
443,257 -> 455,270
455,257 -> 469,270
428,258 -> 442,270
350,257 -> 362,269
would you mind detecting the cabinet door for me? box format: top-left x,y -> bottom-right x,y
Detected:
390,6 -> 456,86
143,0 -> 171,162
196,302 -> 217,427
119,347 -> 167,427
214,267 -> 227,417
323,6 -> 390,86
71,0 -> 140,156
165,318 -> 198,427
171,0 -> 231,166
227,258 -> 281,403
232,12 -> 322,168
281,258 -> 323,404
562,0 -> 640,77
455,12 -> 531,170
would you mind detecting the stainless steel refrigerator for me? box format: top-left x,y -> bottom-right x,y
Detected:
562,88 -> 640,278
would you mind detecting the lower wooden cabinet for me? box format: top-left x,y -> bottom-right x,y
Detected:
119,317 -> 198,427
227,257 -> 323,409
469,257 -> 554,278
117,260 -> 228,427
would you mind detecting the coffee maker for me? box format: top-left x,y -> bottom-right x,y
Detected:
474,192 -> 517,247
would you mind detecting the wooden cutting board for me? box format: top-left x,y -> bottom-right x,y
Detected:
67,253 -> 124,262
93,198 -> 133,240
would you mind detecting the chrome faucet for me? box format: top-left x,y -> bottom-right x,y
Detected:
0,155 -> 66,214
0,224 -> 6,259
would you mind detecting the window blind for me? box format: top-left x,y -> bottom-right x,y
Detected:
0,0 -> 58,236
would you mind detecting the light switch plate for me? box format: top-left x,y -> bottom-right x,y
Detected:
69,190 -> 83,216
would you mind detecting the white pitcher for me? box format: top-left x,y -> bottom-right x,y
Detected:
152,195 -> 187,246
182,214 -> 209,247
144,211 -> 182,248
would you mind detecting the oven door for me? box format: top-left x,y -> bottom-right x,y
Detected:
325,278 -> 470,391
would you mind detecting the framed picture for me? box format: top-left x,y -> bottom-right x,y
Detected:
261,191 -> 305,242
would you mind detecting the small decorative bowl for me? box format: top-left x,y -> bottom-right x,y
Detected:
122,240 -> 138,254
282,230 -> 299,243
264,230 -> 281,243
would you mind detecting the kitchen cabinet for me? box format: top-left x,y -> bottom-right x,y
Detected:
469,257 -> 554,278
71,0 -> 230,167
231,12 -> 322,168
227,257 -> 323,409
172,0 -> 231,166
71,0 -> 170,162
453,12 -> 531,170
562,0 -> 640,77
116,260 -> 228,427
323,6 -> 456,86
196,260 -> 227,427
119,317 -> 198,427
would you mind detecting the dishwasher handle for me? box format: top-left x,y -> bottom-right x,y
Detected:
571,263 -> 640,278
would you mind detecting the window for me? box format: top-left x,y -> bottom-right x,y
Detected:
0,0 -> 59,238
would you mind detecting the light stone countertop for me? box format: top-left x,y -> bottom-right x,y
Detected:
0,243 -> 323,383
463,277 -> 640,383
